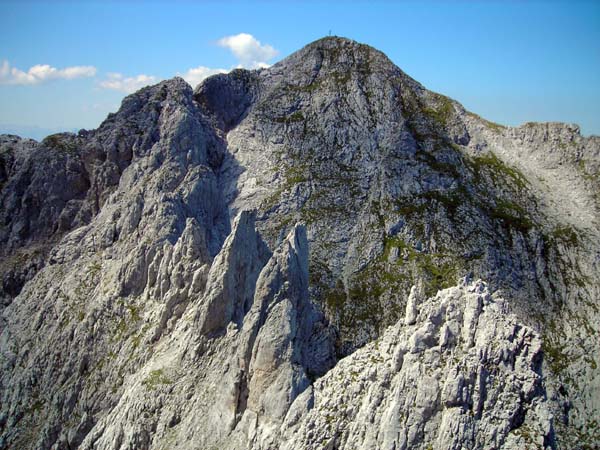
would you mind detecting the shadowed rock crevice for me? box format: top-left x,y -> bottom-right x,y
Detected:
194,69 -> 261,133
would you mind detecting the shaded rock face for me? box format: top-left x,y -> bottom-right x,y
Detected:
0,36 -> 598,449
0,78 -> 228,306
74,217 -> 332,450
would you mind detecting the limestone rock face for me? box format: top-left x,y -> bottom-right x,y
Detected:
0,36 -> 599,449
75,218 -> 331,450
196,210 -> 270,336
280,280 -> 553,450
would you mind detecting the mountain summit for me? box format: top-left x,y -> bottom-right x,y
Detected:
0,37 -> 599,449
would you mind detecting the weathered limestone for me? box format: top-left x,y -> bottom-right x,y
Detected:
0,36 -> 598,449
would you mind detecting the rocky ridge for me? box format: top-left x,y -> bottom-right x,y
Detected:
280,279 -> 553,450
0,36 -> 599,449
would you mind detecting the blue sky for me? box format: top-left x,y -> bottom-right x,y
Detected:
1,0 -> 599,139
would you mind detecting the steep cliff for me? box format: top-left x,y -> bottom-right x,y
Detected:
0,36 -> 598,449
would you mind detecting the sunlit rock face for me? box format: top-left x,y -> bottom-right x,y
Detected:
0,37 -> 598,449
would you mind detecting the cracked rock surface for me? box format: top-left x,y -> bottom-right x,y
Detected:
280,280 -> 553,450
0,36 -> 599,449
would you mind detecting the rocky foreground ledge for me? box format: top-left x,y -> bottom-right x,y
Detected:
280,279 -> 552,450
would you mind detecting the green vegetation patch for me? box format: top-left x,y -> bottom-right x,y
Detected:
320,234 -> 463,339
421,188 -> 466,215
416,149 -> 461,179
489,199 -> 534,233
577,159 -> 600,183
87,260 -> 102,279
322,279 -> 347,313
142,369 -> 172,390
283,164 -> 308,186
422,93 -> 454,128
127,304 -> 142,322
111,299 -> 143,341
403,250 -> 459,295
42,134 -> 78,154
332,71 -> 352,85
274,111 -> 305,124
27,399 -> 45,414
291,80 -> 323,93
542,338 -> 569,375
468,152 -> 529,191
382,235 -> 464,296
550,224 -> 580,247
393,186 -> 469,218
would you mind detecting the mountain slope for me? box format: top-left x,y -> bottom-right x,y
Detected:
0,36 -> 598,449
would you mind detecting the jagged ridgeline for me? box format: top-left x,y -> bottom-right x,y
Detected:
0,37 -> 599,449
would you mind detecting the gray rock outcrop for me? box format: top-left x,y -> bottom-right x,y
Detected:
0,36 -> 598,449
280,280 -> 553,450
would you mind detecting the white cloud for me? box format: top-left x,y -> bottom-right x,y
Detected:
98,72 -> 158,93
97,34 -> 278,92
0,60 -> 96,85
217,33 -> 278,68
178,65 -> 228,87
